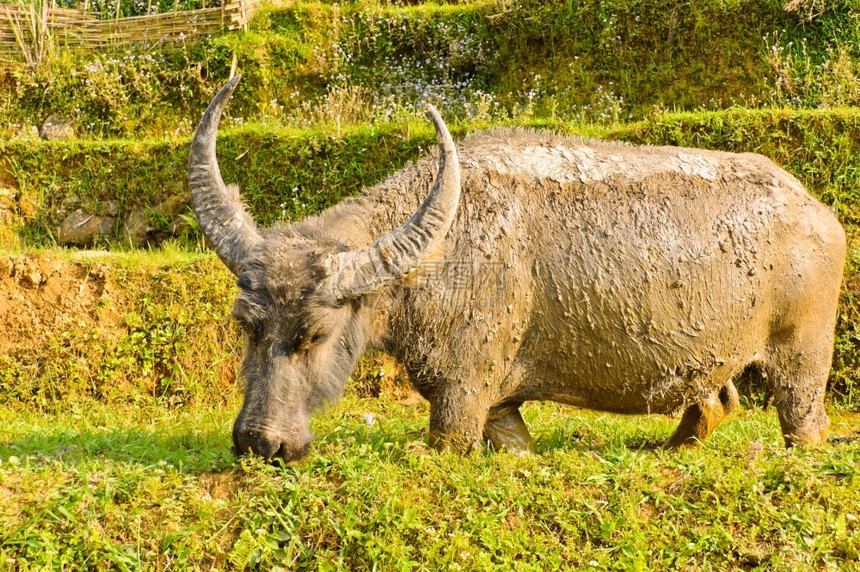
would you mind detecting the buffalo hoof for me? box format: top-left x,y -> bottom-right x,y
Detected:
427,431 -> 483,454
483,406 -> 535,455
782,418 -> 829,448
664,382 -> 739,449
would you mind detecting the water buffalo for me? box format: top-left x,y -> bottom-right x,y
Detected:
190,77 -> 845,461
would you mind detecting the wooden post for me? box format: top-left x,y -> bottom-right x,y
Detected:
202,0 -> 206,9
229,52 -> 237,79
83,0 -> 89,15
114,0 -> 120,24
173,0 -> 179,13
146,0 -> 152,15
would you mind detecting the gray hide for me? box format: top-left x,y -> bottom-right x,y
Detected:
190,78 -> 845,461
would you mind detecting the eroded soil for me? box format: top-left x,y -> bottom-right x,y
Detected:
0,254 -> 118,355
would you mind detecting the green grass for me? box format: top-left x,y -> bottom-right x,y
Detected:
2,0 -> 859,138
0,398 -> 857,569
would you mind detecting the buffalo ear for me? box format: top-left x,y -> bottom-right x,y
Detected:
189,75 -> 262,276
320,105 -> 461,302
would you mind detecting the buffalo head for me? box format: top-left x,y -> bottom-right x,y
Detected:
189,76 -> 460,462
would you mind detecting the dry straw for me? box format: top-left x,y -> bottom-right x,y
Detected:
0,0 -> 257,63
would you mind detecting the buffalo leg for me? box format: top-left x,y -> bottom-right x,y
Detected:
765,232 -> 841,447
663,380 -> 739,448
767,337 -> 832,447
483,405 -> 535,454
427,391 -> 488,453
763,273 -> 839,447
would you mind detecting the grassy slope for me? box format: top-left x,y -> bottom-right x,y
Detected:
0,122 -> 438,241
4,108 -> 860,238
1,0 -> 849,137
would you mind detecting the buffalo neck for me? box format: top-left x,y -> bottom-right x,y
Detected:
291,171 -> 436,352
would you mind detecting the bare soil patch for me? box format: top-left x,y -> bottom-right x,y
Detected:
0,254 -> 119,355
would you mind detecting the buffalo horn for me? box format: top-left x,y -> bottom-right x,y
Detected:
322,105 -> 461,302
189,75 -> 261,276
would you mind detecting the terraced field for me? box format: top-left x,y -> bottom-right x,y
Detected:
0,0 -> 859,568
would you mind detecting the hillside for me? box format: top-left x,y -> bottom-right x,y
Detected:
2,0 -> 860,138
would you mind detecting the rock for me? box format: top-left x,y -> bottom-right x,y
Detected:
168,215 -> 190,236
58,209 -> 115,246
21,268 -> 41,287
158,195 -> 193,238
13,125 -> 40,141
155,194 -> 189,217
27,126 -> 40,140
0,257 -> 13,278
105,201 -> 119,217
124,207 -> 170,247
13,257 -> 43,287
124,208 -> 150,247
40,116 -> 75,140
124,196 -> 192,247
0,187 -> 14,211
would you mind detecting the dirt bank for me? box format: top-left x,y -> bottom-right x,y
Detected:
0,252 -> 242,409
0,254 -> 117,355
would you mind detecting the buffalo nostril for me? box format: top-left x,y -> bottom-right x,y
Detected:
233,430 -> 281,459
233,429 -> 311,463
285,441 -> 311,462
267,441 -> 311,466
256,436 -> 283,460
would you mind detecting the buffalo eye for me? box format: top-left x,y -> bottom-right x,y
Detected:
310,333 -> 326,344
240,318 -> 263,340
237,274 -> 253,290
232,306 -> 262,340
295,331 -> 327,352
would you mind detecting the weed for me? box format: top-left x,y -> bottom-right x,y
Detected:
6,0 -> 860,138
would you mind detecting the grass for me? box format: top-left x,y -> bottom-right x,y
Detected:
0,397 -> 857,569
